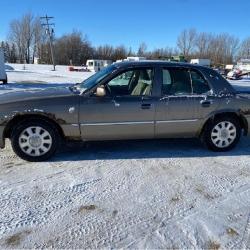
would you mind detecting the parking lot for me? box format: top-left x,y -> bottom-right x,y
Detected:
0,66 -> 250,248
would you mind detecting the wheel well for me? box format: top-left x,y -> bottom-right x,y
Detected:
4,114 -> 65,139
200,112 -> 248,137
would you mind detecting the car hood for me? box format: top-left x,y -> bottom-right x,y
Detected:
0,86 -> 75,105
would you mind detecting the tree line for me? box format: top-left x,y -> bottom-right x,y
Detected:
1,13 -> 250,66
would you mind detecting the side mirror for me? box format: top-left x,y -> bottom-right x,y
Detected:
95,85 -> 106,97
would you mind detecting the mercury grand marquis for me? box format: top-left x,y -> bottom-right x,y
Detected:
1,61 -> 250,161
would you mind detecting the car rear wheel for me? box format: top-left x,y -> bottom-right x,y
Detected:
202,116 -> 241,151
11,120 -> 59,161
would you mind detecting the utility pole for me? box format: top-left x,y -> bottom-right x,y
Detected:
40,15 -> 56,71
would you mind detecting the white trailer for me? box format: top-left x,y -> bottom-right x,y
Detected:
86,59 -> 112,72
190,59 -> 211,67
237,59 -> 250,73
0,48 -> 7,84
126,56 -> 146,61
116,57 -> 146,63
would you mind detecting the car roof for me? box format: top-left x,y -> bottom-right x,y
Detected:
113,60 -> 208,70
112,60 -> 236,95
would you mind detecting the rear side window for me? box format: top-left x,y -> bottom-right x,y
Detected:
190,70 -> 210,94
162,68 -> 210,96
162,68 -> 191,96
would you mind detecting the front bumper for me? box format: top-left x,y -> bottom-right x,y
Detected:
0,126 -> 5,148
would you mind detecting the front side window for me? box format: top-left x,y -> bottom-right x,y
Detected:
79,64 -> 116,92
106,68 -> 153,96
162,69 -> 172,95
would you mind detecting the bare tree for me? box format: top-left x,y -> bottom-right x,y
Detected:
22,13 -> 34,63
113,45 -> 128,61
8,19 -> 25,62
33,17 -> 45,62
6,12 -> 247,66
195,32 -> 212,58
147,47 -> 174,60
8,13 -> 44,63
95,45 -> 114,60
237,37 -> 250,59
54,31 -> 93,65
208,33 -> 239,64
177,28 -> 197,57
137,42 -> 147,57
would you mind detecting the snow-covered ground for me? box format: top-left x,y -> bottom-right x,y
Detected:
6,63 -> 93,84
0,64 -> 250,249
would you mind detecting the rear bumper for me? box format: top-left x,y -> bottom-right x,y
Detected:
0,126 -> 5,148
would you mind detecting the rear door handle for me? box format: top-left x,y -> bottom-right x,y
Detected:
141,103 -> 152,109
200,100 -> 212,107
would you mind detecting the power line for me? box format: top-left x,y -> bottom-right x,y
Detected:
40,15 -> 56,71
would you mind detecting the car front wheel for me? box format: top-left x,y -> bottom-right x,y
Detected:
2,78 -> 7,84
11,120 -> 59,161
202,116 -> 241,151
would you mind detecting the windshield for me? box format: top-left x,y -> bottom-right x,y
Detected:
78,64 -> 117,92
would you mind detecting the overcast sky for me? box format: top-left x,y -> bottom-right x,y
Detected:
1,0 -> 250,50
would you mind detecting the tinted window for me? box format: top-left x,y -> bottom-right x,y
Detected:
162,68 -> 192,95
190,70 -> 210,94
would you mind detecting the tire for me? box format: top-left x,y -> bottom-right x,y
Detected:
2,76 -> 7,84
11,119 -> 59,162
201,116 -> 241,152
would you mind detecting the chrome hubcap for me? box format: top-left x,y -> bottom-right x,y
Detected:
211,121 -> 237,148
19,126 -> 52,156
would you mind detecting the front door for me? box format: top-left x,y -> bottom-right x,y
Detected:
79,67 -> 156,140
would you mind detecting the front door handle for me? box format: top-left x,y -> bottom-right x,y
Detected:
200,99 -> 212,107
141,103 -> 152,109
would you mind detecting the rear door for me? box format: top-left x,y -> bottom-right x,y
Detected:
155,66 -> 218,138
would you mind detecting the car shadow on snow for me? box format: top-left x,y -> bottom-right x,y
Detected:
50,137 -> 250,162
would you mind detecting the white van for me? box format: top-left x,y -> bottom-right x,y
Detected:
190,59 -> 211,67
0,48 -> 7,84
86,59 -> 112,72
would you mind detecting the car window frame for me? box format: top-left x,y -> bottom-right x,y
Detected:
189,68 -> 212,96
101,66 -> 157,98
161,66 -> 192,97
107,69 -> 136,87
160,66 -> 213,97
